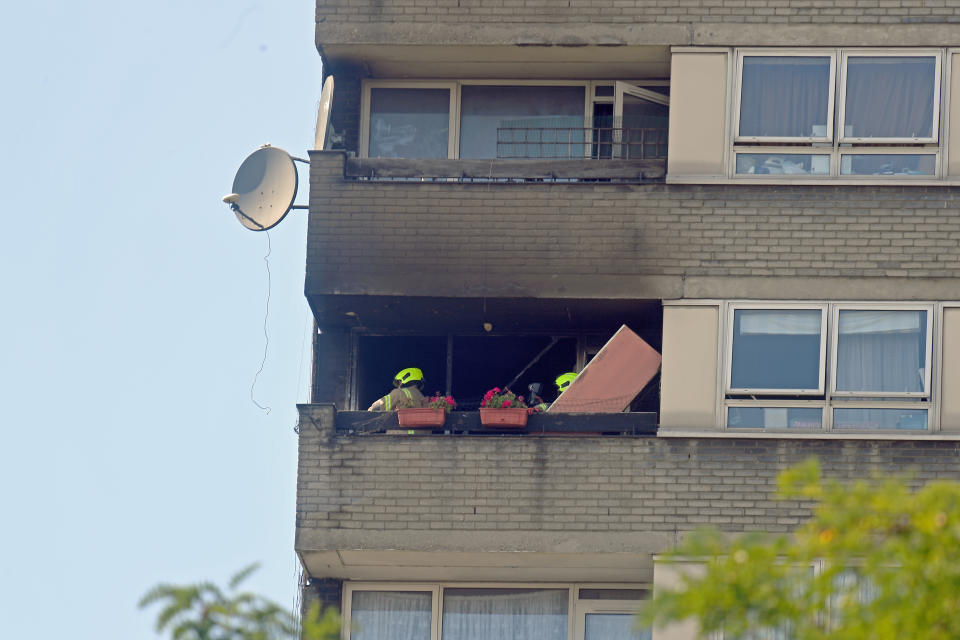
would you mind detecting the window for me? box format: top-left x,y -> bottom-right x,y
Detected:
733,49 -> 943,179
361,80 -> 669,160
724,303 -> 933,431
343,583 -> 650,640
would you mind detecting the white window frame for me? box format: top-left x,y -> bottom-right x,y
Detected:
837,49 -> 942,145
722,302 -> 936,432
837,148 -> 941,179
730,48 -> 946,181
829,304 -> 933,398
360,81 -> 458,160
734,49 -> 837,144
733,149 -> 832,177
341,582 -> 651,640
725,303 -> 828,396
360,79 -> 669,160
724,401 -> 827,431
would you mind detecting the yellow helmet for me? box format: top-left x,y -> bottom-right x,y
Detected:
555,372 -> 577,393
394,367 -> 424,387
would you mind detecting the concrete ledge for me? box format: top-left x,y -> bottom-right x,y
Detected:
296,530 -> 672,582
658,428 -> 960,441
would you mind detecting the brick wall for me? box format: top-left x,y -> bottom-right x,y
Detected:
295,405 -> 960,539
307,152 -> 960,300
316,0 -> 960,27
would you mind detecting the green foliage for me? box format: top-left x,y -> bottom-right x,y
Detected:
139,564 -> 340,640
640,459 -> 960,640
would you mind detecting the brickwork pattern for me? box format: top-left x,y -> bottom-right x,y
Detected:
317,0 -> 960,26
296,407 -> 960,536
307,154 -> 960,296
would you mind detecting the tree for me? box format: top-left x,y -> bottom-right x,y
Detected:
640,459 -> 960,640
139,564 -> 340,640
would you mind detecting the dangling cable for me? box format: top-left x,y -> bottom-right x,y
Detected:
251,230 -> 272,414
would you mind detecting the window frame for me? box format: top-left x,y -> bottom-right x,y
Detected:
837,49 -> 942,145
341,582 -> 651,640
360,81 -> 458,161
721,302 -> 936,432
359,79 -> 669,160
730,48 -> 946,181
733,49 -> 837,144
828,304 -> 933,398
724,303 -> 828,396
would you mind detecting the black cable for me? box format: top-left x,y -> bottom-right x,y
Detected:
251,230 -> 272,414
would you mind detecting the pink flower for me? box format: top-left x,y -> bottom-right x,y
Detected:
502,399 -> 511,408
446,397 -> 455,406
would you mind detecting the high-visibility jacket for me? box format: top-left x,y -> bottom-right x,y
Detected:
380,386 -> 425,411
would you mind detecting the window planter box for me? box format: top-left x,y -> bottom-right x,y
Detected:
479,408 -> 529,428
396,407 -> 446,428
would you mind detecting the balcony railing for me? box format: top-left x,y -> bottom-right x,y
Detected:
332,410 -> 658,436
496,126 -> 668,160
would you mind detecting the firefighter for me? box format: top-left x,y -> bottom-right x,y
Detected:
555,371 -> 577,395
367,367 -> 427,411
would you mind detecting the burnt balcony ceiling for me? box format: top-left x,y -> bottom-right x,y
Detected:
308,294 -> 662,335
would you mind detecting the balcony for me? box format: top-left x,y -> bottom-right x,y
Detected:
332,409 -> 658,436
343,155 -> 666,183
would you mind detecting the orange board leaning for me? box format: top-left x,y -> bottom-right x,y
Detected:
547,324 -> 661,414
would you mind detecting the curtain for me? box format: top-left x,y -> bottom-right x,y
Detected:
835,311 -> 926,393
351,591 -> 432,640
441,588 -> 568,640
739,57 -> 831,137
844,57 -> 935,138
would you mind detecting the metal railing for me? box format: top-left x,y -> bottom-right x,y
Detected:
496,126 -> 668,160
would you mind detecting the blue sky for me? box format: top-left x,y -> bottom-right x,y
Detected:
1,2 -> 321,636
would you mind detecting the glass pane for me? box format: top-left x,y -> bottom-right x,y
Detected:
727,406 -> 823,429
351,591 -> 432,640
621,95 -> 668,159
835,310 -> 927,393
834,408 -> 928,430
844,56 -> 936,139
736,153 -> 830,175
441,588 -> 568,640
730,309 -> 823,391
585,613 -> 651,640
840,154 -> 936,176
739,56 -> 831,138
369,88 -> 450,159
460,85 -> 586,159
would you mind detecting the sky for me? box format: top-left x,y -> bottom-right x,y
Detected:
0,2 -> 322,637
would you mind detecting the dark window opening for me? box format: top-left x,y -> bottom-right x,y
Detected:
356,335 -> 447,410
452,336 -> 577,410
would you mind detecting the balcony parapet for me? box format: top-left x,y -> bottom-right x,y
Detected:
298,406 -> 657,436
344,156 -> 666,183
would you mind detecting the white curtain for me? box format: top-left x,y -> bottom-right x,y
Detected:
441,589 -> 568,640
351,591 -> 432,640
835,310 -> 925,393
740,310 -> 821,335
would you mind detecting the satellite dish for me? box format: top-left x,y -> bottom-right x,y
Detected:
223,145 -> 298,231
314,75 -> 335,150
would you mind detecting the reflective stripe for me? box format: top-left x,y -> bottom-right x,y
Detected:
383,394 -> 392,411
402,388 -> 413,403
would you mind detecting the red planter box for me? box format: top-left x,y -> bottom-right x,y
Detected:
479,407 -> 529,428
396,407 -> 447,428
